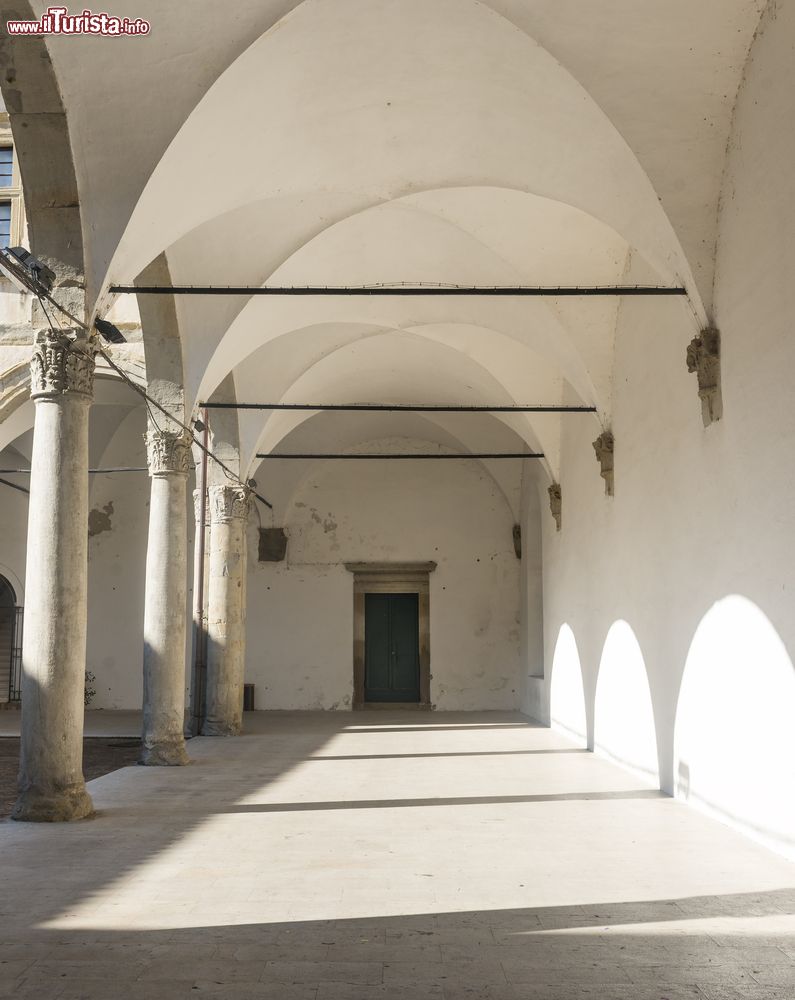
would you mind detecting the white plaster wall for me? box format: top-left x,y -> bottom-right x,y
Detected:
85,408 -> 149,709
246,441 -> 523,710
0,449 -> 29,602
518,462 -> 544,713
536,1 -> 795,859
0,282 -> 32,327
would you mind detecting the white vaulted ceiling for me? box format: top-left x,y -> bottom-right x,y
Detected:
26,0 -> 768,482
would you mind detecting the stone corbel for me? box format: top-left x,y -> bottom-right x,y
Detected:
592,431 -> 614,497
548,483 -> 562,531
686,326 -> 722,427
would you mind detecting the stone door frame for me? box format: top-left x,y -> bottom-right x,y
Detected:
345,562 -> 436,709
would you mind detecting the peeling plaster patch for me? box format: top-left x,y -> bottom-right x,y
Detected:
88,501 -> 114,538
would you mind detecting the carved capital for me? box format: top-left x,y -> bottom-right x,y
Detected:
687,327 -> 722,426
30,329 -> 96,400
193,488 -> 210,524
592,431 -> 614,497
209,484 -> 250,524
145,427 -> 192,477
548,483 -> 562,531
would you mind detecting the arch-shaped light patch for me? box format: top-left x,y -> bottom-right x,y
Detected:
550,624 -> 587,747
674,595 -> 795,861
594,620 -> 660,787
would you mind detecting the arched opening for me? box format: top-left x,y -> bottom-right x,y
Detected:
0,573 -> 22,703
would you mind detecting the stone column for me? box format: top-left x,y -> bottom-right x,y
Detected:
187,486 -> 209,736
201,485 -> 250,736
140,425 -> 192,765
13,329 -> 96,822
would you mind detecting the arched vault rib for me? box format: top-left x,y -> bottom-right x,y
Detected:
251,409 -> 528,524
104,0 -> 705,322
195,297 -> 599,429
229,326 -> 572,481
0,0 -> 85,316
168,187 -> 633,419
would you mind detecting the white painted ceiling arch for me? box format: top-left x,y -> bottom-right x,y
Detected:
197,294 -> 599,409
171,186 -> 635,423
244,330 -> 551,469
228,321 -> 584,478
0,375 -> 144,466
106,0 -> 703,315
252,409 -> 529,523
34,0 -> 763,308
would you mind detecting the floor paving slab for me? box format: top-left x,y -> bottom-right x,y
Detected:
0,710 -> 793,999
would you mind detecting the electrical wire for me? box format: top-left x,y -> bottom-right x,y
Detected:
0,476 -> 29,496
95,344 -> 272,509
13,263 -> 273,510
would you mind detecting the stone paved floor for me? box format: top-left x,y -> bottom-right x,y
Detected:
0,710 -> 794,999
0,737 -> 141,818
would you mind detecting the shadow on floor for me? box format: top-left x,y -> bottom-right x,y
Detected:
1,710 -> 793,999
0,737 -> 141,818
226,789 -> 666,814
3,889 -> 795,999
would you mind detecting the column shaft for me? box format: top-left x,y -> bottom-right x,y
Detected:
13,330 -> 95,822
141,427 -> 191,765
202,486 -> 249,736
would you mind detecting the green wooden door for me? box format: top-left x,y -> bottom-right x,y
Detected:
364,593 -> 420,702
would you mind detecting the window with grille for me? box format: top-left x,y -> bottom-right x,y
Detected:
0,148 -> 12,187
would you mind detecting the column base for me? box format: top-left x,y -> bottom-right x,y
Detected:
139,738 -> 190,766
200,720 -> 242,737
12,783 -> 94,823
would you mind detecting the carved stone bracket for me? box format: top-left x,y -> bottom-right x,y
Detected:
30,328 -> 96,400
687,326 -> 722,427
548,483 -> 562,531
209,484 -> 250,524
145,426 -> 192,477
592,431 -> 614,496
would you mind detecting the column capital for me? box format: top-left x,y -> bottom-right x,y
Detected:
30,329 -> 96,401
193,487 -> 209,524
209,484 -> 250,524
145,426 -> 192,477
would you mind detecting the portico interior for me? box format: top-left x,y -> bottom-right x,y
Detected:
0,0 -> 793,994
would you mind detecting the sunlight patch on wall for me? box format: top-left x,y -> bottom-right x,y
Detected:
594,621 -> 659,786
674,595 -> 795,861
549,624 -> 587,747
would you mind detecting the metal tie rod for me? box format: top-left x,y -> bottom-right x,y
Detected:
0,467 -> 148,474
113,284 -> 687,297
255,453 -> 544,460
203,402 -> 596,413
